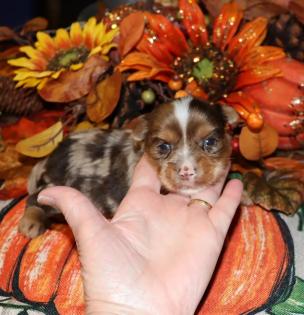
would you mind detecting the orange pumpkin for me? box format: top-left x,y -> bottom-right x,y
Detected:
16,224 -> 74,303
0,199 -> 294,314
198,205 -> 292,314
54,248 -> 85,315
0,198 -> 29,293
244,58 -> 304,150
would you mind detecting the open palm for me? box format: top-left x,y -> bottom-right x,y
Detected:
38,156 -> 243,315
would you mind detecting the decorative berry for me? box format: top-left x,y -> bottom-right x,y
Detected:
141,89 -> 156,104
174,90 -> 189,98
231,136 -> 239,153
247,113 -> 264,132
168,79 -> 183,91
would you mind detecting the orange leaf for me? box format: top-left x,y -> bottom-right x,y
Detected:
0,165 -> 32,199
39,55 -> 109,102
264,156 -> 304,171
0,145 -> 35,199
20,17 -> 48,35
0,145 -> 21,173
87,70 -> 122,123
239,124 -> 278,161
2,110 -> 63,144
119,11 -> 145,56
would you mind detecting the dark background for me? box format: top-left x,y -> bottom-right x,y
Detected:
0,0 -> 97,29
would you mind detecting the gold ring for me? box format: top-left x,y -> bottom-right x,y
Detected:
188,199 -> 212,210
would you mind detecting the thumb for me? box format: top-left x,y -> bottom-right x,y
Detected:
38,186 -> 108,240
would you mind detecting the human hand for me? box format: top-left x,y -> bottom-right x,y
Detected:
37,156 -> 243,315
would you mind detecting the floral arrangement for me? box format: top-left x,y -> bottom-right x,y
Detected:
0,0 -> 303,219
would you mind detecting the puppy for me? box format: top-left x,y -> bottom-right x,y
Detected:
19,97 -> 234,238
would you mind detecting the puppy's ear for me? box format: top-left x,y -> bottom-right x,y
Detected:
221,105 -> 240,126
126,115 -> 148,142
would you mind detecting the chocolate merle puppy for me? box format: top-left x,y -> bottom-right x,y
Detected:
19,97 -> 235,238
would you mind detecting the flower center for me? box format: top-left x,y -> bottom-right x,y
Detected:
47,47 -> 89,71
173,44 -> 238,102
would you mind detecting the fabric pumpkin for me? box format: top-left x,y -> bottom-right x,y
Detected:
0,199 -> 294,314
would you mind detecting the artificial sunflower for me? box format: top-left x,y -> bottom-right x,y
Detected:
118,0 -> 285,131
8,17 -> 119,102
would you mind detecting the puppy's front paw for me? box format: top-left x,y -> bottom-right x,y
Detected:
18,206 -> 47,238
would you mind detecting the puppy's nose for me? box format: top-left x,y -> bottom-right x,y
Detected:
178,164 -> 195,180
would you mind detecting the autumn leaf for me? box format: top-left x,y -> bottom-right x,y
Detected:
0,165 -> 32,199
16,121 -> 63,158
87,70 -> 122,123
73,121 -> 95,132
239,124 -> 278,161
39,55 -> 109,102
2,110 -> 64,144
119,11 -> 145,56
0,26 -> 18,41
264,156 -> 304,179
243,170 -> 304,215
201,0 -> 287,20
0,145 -> 36,199
20,17 -> 48,35
0,145 -> 22,173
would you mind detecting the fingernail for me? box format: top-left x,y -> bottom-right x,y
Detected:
37,194 -> 55,207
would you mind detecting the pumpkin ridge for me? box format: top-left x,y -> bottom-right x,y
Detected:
253,213 -> 295,314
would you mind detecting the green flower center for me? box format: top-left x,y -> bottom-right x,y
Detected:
47,47 -> 89,71
173,44 -> 238,102
192,58 -> 214,82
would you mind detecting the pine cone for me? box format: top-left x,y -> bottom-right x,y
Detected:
0,76 -> 43,116
266,13 -> 304,62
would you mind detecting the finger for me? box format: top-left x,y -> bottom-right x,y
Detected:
191,165 -> 230,206
38,186 -> 108,239
209,179 -> 243,235
129,155 -> 161,193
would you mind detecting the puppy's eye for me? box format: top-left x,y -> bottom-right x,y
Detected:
157,142 -> 172,156
201,137 -> 219,153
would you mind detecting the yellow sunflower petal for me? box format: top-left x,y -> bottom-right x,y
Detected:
98,28 -> 119,47
100,43 -> 117,55
8,57 -> 37,70
93,22 -> 106,45
51,69 -> 65,79
17,77 -> 41,88
70,22 -> 83,46
35,31 -> 57,58
70,63 -> 83,70
89,46 -> 102,56
55,28 -> 71,50
20,46 -> 44,60
228,17 -> 267,65
19,46 -> 48,70
37,77 -> 49,90
83,17 -> 97,49
14,69 -> 53,80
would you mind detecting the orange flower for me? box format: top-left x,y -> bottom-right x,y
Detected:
118,0 -> 285,131
8,18 -> 118,101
